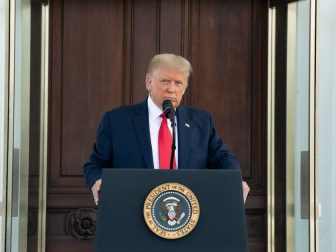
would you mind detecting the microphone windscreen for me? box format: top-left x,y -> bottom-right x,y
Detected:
162,100 -> 173,119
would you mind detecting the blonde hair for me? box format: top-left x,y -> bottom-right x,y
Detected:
146,54 -> 192,78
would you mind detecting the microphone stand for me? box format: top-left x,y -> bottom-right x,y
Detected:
169,113 -> 176,170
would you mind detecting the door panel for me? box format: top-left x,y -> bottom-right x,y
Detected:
47,0 -> 267,251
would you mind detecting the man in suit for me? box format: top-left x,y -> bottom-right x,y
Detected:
83,53 -> 249,205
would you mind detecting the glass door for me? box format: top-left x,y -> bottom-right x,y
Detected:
268,0 -> 317,251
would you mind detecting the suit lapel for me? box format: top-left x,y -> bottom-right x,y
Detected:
176,106 -> 191,169
133,100 -> 154,168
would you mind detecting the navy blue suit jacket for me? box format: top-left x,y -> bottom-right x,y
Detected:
83,100 -> 240,189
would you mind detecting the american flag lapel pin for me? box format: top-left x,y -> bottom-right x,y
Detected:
184,122 -> 190,128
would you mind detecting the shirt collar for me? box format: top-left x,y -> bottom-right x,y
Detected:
147,95 -> 163,122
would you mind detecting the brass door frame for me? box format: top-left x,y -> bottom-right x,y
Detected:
37,2 -> 49,251
267,6 -> 276,252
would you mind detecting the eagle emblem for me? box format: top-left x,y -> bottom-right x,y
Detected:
144,182 -> 200,239
159,197 -> 186,226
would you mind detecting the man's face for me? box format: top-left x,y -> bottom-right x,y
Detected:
146,67 -> 188,109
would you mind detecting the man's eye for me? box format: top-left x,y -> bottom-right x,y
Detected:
161,80 -> 169,84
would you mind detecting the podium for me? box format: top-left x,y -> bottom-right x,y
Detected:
95,169 -> 248,252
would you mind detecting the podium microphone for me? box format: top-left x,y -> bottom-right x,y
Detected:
162,100 -> 174,121
162,100 -> 176,170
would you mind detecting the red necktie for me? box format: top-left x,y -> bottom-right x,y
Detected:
158,114 -> 176,169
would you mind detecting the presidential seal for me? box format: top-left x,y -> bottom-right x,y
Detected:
143,182 -> 200,239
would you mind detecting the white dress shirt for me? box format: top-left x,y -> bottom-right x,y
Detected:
147,95 -> 178,169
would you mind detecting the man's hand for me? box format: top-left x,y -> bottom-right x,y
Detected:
242,181 -> 250,203
92,179 -> 102,205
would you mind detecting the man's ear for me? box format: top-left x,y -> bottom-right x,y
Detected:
146,75 -> 152,92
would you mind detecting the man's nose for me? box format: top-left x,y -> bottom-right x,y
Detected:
167,81 -> 176,92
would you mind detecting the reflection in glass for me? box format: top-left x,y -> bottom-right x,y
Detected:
10,0 -> 42,251
294,1 -> 310,252
287,1 -> 310,251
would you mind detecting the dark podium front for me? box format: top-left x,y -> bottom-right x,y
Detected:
95,169 -> 248,252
